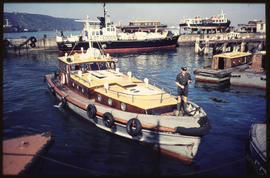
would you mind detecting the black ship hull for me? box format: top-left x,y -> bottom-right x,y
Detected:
57,35 -> 180,54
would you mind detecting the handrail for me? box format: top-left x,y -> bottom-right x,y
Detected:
133,73 -> 173,95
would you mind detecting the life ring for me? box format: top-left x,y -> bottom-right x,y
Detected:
60,73 -> 65,85
126,118 -> 142,136
102,112 -> 114,128
87,104 -> 96,118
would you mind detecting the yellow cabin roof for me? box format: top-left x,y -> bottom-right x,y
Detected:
94,82 -> 177,110
213,51 -> 252,59
70,69 -> 176,110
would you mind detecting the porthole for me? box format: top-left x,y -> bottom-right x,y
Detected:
72,82 -> 75,87
121,102 -> 126,111
77,85 -> 79,90
108,98 -> 113,106
82,87 -> 85,93
97,94 -> 102,102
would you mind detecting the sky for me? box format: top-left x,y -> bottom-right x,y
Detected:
3,3 -> 266,27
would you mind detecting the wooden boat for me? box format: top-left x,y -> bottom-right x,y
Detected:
230,51 -> 266,89
44,43 -> 210,162
194,51 -> 252,84
247,123 -> 267,175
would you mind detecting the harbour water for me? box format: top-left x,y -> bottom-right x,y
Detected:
3,43 -> 266,175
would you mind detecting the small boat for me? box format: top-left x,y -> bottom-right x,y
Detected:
118,20 -> 167,33
193,51 -> 252,84
44,40 -> 210,162
56,3 -> 179,54
230,51 -> 266,89
247,123 -> 267,175
179,10 -> 231,33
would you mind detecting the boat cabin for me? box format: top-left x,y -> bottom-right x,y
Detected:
57,51 -> 176,114
211,51 -> 252,70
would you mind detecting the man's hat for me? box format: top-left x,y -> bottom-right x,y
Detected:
181,66 -> 187,71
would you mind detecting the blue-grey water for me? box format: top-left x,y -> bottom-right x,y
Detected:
3,42 -> 266,175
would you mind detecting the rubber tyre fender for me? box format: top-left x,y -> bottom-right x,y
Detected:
102,112 -> 114,128
60,97 -> 67,108
30,43 -> 36,48
30,36 -> 37,43
126,118 -> 142,136
87,104 -> 97,119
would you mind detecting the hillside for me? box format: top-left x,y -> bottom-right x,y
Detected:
4,12 -> 84,31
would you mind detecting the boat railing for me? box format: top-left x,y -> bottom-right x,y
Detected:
103,87 -> 173,104
72,71 -> 175,103
133,73 -> 173,96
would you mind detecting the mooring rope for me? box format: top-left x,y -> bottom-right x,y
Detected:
3,152 -> 105,175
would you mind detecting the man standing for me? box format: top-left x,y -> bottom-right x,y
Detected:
175,66 -> 192,115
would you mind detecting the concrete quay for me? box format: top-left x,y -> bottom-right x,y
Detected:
178,32 -> 266,55
4,37 -> 58,54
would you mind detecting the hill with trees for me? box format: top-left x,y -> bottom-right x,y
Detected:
4,12 -> 84,31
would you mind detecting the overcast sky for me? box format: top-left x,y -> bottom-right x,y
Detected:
4,3 -> 266,27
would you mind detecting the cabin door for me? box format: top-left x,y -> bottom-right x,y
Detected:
218,57 -> 225,69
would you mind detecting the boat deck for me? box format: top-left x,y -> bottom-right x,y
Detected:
69,70 -> 177,110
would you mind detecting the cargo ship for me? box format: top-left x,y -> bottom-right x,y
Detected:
56,4 -> 179,54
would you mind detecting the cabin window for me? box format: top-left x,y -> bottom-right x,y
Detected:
92,31 -> 95,36
262,55 -> 265,69
109,62 -> 115,69
71,65 -> 80,71
100,31 -> 103,35
99,62 -> 108,70
96,31 -> 99,35
89,62 -> 99,71
107,28 -> 110,32
111,28 -> 115,31
218,58 -> 225,69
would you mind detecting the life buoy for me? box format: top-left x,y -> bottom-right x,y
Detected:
126,118 -> 142,136
60,73 -> 65,85
87,104 -> 96,118
102,112 -> 114,128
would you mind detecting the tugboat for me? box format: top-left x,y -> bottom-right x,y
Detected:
45,38 -> 210,162
194,51 -> 252,84
56,3 -> 179,54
